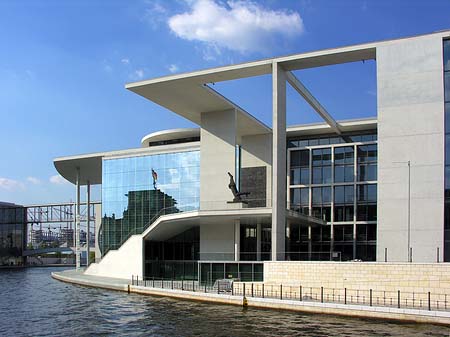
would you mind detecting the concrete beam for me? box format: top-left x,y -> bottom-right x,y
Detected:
286,71 -> 342,135
272,62 -> 286,261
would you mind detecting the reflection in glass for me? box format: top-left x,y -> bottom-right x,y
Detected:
101,151 -> 200,254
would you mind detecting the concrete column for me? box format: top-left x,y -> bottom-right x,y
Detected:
75,168 -> 81,270
86,180 -> 90,266
234,219 -> 240,261
256,222 -> 261,261
271,61 -> 287,261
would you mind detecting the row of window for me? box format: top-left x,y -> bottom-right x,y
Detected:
291,184 -> 377,205
288,224 -> 376,243
287,133 -> 377,148
290,145 -> 377,185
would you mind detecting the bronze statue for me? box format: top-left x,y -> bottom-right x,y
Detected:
228,172 -> 250,202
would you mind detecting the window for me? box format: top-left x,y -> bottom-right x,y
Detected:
334,185 -> 354,222
290,150 -> 309,185
312,186 -> 331,221
357,144 -> 377,181
334,146 -> 354,183
290,188 -> 309,215
357,184 -> 377,221
312,148 -> 332,184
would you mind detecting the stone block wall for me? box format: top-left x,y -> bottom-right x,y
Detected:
263,262 -> 450,300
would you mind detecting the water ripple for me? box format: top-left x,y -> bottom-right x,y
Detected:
0,268 -> 449,337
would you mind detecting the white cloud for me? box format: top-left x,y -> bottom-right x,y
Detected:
144,0 -> 169,29
130,69 -> 145,80
26,176 -> 41,185
121,58 -> 130,65
0,178 -> 25,190
49,175 -> 69,185
168,0 -> 304,54
168,64 -> 179,73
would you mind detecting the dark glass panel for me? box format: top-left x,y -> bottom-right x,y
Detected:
312,149 -> 322,165
322,148 -> 332,164
334,147 -> 345,164
323,166 -> 332,183
334,166 -> 345,183
300,168 -> 309,185
322,187 -> 331,204
446,103 -> 450,133
446,72 -> 450,102
290,168 -> 300,185
312,167 -> 322,184
312,187 -> 322,205
334,186 -> 345,204
444,39 -> 450,71
446,135 -> 450,165
345,165 -> 355,182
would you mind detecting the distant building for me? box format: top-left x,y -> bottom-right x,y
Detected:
0,202 -> 26,265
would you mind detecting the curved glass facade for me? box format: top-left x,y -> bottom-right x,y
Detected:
101,150 -> 200,254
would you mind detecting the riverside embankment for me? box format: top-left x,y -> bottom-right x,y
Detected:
52,269 -> 450,325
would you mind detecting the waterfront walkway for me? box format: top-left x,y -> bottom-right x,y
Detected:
52,269 -> 450,325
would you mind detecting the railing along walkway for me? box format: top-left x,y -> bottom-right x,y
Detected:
131,276 -> 450,312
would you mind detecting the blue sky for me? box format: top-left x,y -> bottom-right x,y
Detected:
1,0 -> 450,205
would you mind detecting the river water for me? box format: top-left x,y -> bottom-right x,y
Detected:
0,267 -> 449,337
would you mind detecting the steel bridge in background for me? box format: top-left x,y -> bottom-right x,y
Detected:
23,201 -> 100,257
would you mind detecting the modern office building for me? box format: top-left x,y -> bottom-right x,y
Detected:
0,202 -> 26,265
54,30 -> 450,282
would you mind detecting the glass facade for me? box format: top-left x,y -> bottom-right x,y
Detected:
101,150 -> 200,254
444,39 -> 450,261
288,133 -> 377,261
0,205 -> 25,265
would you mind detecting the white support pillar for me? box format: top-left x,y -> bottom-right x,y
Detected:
234,219 -> 240,262
256,222 -> 261,261
75,168 -> 81,270
272,61 -> 287,261
86,180 -> 90,266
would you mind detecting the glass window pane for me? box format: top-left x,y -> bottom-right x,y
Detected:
312,167 -> 322,184
446,72 -> 450,102
345,186 -> 354,203
334,166 -> 344,183
444,39 -> 450,71
300,188 -> 309,205
312,187 -> 322,205
300,168 -> 309,185
334,147 -> 345,164
446,103 -> 450,133
345,165 -> 354,182
446,135 -> 450,165
323,166 -> 332,184
290,168 -> 300,185
312,150 -> 322,166
290,151 -> 300,167
323,187 -> 331,204
322,148 -> 331,165
334,186 -> 345,204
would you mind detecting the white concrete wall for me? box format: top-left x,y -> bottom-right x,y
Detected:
377,34 -> 445,262
200,109 -> 237,210
200,221 -> 235,260
241,133 -> 272,206
85,235 -> 143,279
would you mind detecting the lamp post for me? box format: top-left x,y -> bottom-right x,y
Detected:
393,160 -> 411,262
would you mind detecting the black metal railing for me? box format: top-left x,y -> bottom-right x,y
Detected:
130,275 -> 450,312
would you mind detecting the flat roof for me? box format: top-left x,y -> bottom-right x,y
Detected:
53,142 -> 199,185
141,128 -> 200,147
126,30 -> 450,132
